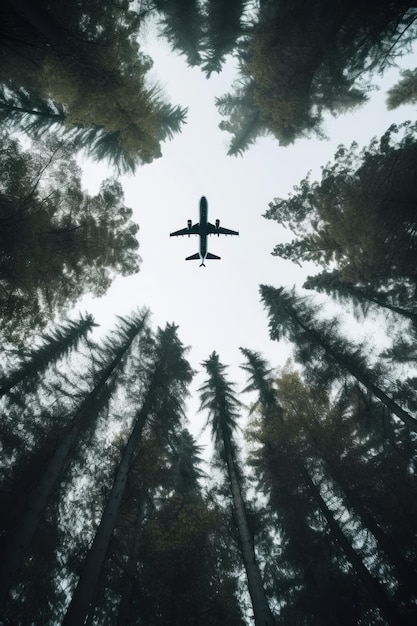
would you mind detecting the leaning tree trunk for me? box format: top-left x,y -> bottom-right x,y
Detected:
115,496 -> 147,626
294,405 -> 417,596
0,317 -> 145,606
298,463 -> 403,626
223,437 -> 275,626
293,310 -> 417,433
62,388 -> 155,626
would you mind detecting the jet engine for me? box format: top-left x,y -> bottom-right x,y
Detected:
215,219 -> 220,235
187,219 -> 192,229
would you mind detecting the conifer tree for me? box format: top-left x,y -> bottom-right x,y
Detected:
0,134 -> 141,334
0,0 -> 187,171
63,323 -> 193,626
264,122 -> 417,287
118,428 -> 245,625
241,351 -> 406,624
200,351 -> 275,626
260,285 -> 417,433
0,314 -> 96,397
0,310 -> 149,607
304,270 -> 417,326
216,0 -> 417,153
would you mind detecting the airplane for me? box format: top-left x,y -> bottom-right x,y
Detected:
170,196 -> 239,266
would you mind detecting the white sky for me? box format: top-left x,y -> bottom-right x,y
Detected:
75,33 -> 417,441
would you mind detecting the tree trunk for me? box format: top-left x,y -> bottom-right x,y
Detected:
299,463 -> 403,626
293,310 -> 417,433
224,439 -> 275,626
63,388 -> 155,625
299,412 -> 417,594
0,320 -> 143,606
115,496 -> 147,626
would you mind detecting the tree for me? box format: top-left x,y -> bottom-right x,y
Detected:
0,314 -> 96,397
117,428 -> 245,626
260,285 -> 417,433
0,0 -> 187,171
0,134 -> 140,335
200,351 -> 275,626
387,67 -> 417,109
155,0 -> 204,66
216,0 -> 417,153
265,122 -> 417,287
304,270 -> 417,326
241,352 -> 407,624
277,371 -> 417,609
63,323 -> 193,626
200,0 -> 248,77
154,0 -> 249,77
0,310 -> 150,607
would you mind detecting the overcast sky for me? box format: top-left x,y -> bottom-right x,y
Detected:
75,31 -> 417,440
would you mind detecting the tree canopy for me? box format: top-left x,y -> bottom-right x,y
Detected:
265,121 -> 417,288
0,0 -> 187,171
216,0 -> 417,154
0,133 -> 140,338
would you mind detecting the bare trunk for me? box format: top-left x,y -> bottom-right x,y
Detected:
0,323 -> 142,605
116,497 -> 147,626
224,440 -> 275,626
63,391 -> 154,625
294,311 -> 417,433
299,463 -> 403,626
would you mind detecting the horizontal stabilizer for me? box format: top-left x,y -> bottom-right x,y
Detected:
206,253 -> 221,260
185,253 -> 200,261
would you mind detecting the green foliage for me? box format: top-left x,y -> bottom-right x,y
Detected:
216,0 -> 417,153
0,133 -> 140,337
0,314 -> 96,397
265,122 -> 417,286
387,67 -> 417,109
0,1 -> 187,171
243,356 -> 417,623
156,0 -> 204,66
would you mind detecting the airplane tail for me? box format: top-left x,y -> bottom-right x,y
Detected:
186,252 -> 221,267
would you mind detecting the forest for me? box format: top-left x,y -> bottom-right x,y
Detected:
2,0 -> 417,624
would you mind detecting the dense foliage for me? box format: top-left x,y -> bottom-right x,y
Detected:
2,1 -> 417,624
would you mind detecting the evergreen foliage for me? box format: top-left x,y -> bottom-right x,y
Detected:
215,0 -> 417,153
200,352 -> 276,626
2,3 -> 417,624
0,0 -> 187,171
0,133 -> 141,338
265,122 -> 417,287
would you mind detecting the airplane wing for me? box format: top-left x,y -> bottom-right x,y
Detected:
216,226 -> 239,236
207,222 -> 239,236
170,224 -> 200,236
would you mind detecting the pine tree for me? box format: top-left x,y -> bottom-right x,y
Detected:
0,310 -> 149,607
0,134 -> 141,334
215,0 -> 417,153
304,270 -> 417,326
264,122 -> 417,286
0,314 -> 96,397
63,323 -> 193,625
118,428 -> 245,625
200,351 -> 275,626
260,285 -> 417,433
0,1 -> 187,171
241,351 -> 406,624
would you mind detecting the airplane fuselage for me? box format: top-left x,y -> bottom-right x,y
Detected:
198,196 -> 209,261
